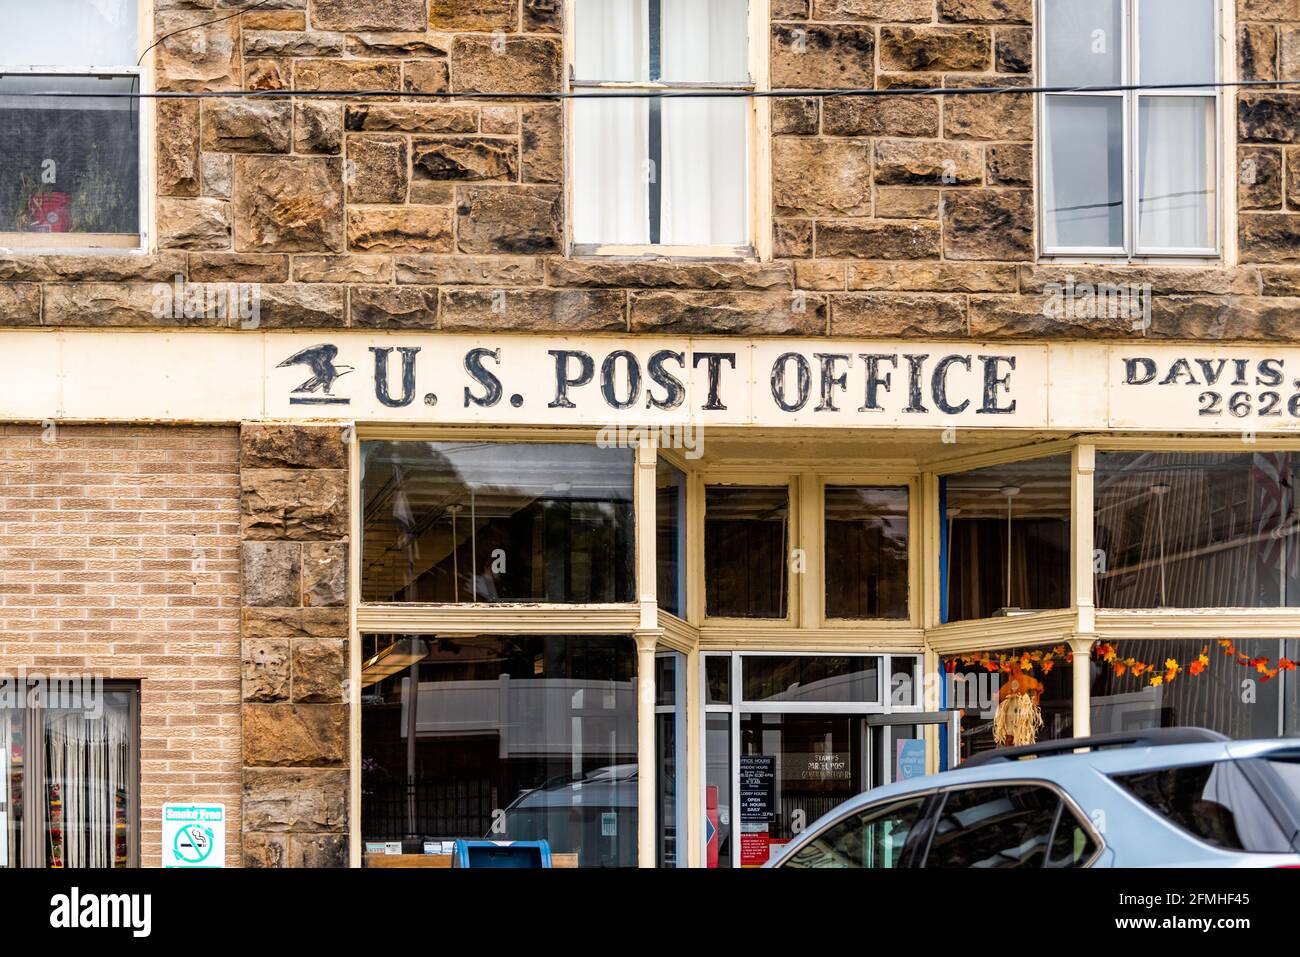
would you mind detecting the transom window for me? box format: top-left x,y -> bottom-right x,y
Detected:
0,0 -> 144,249
1040,0 -> 1219,256
570,0 -> 752,252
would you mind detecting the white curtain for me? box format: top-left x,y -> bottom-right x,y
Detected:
660,0 -> 749,245
45,707 -> 129,868
1138,96 -> 1215,250
573,0 -> 651,245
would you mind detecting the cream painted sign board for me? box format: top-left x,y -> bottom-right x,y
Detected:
0,330 -> 1298,434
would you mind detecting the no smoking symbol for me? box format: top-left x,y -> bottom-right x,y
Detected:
174,824 -> 214,864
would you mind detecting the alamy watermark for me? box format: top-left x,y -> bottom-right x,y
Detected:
1043,275 -> 1152,332
152,274 -> 261,328
596,422 -> 705,460
0,669 -> 103,719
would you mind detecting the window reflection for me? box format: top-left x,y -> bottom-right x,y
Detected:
360,634 -> 637,867
824,486 -> 909,620
942,456 -> 1071,622
656,460 -> 687,618
361,442 -> 635,604
1096,452 -> 1300,608
705,485 -> 789,619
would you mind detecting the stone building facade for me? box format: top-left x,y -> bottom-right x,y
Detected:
3,1 -> 1300,870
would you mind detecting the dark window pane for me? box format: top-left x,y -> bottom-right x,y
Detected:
705,714 -> 732,868
1090,638 -> 1294,740
739,713 -> 866,864
782,798 -> 927,869
825,486 -> 909,620
1113,762 -> 1292,853
925,785 -> 1060,868
655,655 -> 676,707
360,634 -> 637,867
1096,452 -> 1300,608
655,711 -> 678,867
890,656 -> 919,708
742,655 -> 880,704
705,485 -> 788,619
0,76 -> 140,235
943,456 -> 1071,622
656,460 -> 686,618
705,655 -> 731,705
361,442 -> 635,603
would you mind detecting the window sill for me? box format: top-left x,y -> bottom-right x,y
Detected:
0,232 -> 143,252
570,243 -> 758,262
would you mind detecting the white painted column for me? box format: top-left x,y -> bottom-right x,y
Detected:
636,632 -> 658,868
1069,637 -> 1095,739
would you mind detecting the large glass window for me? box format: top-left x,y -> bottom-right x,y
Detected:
656,460 -> 687,618
1041,0 -> 1218,255
943,644 -> 1077,761
1096,452 -> 1300,609
742,655 -> 879,705
1,1 -> 143,247
824,486 -> 909,620
705,484 -> 789,619
571,0 -> 751,250
2,682 -> 137,868
705,713 -> 732,868
1090,638 -> 1300,739
359,634 -> 637,867
941,456 -> 1071,622
361,442 -> 635,604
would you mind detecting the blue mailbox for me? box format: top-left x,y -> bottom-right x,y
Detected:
452,839 -> 553,868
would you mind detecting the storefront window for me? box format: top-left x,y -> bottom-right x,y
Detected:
2,682 -> 137,868
656,460 -> 687,618
360,634 -> 637,867
705,484 -> 789,619
361,442 -> 635,604
705,652 -> 927,867
941,455 -> 1071,622
824,486 -> 909,620
742,655 -> 879,704
1090,638 -> 1300,739
706,654 -> 731,705
1095,451 -> 1300,608
943,645 -> 1076,761
655,652 -> 685,867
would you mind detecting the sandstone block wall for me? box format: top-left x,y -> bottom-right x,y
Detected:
239,423 -> 350,868
0,1 -> 1298,341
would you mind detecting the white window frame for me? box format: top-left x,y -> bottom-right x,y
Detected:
563,0 -> 772,260
0,1 -> 151,253
1037,0 -> 1222,260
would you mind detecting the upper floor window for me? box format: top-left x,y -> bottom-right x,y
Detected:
1040,0 -> 1219,257
0,1 -> 143,249
571,0 -> 752,253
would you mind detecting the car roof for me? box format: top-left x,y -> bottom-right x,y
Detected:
814,738 -> 1299,820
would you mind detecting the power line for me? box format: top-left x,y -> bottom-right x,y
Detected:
0,77 -> 1291,101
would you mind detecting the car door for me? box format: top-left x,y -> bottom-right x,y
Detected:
777,794 -> 936,869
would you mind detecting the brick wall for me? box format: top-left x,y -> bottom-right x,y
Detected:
0,1 -> 1298,342
0,425 -> 242,867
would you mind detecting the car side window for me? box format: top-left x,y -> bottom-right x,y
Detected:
1045,804 -> 1100,868
780,797 -> 928,869
1113,761 -> 1293,853
923,785 -> 1061,868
